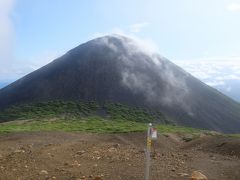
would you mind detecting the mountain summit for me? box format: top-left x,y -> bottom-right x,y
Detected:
0,35 -> 240,133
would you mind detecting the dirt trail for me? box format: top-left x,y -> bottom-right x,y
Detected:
0,132 -> 239,180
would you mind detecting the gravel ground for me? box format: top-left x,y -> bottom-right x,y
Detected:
0,132 -> 239,180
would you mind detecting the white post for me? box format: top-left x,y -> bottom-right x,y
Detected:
144,123 -> 152,180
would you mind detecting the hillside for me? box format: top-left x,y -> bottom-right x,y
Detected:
0,101 -> 169,124
0,35 -> 240,133
0,101 -> 200,135
0,101 -> 239,179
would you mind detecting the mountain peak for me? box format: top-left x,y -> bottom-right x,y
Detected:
0,36 -> 240,133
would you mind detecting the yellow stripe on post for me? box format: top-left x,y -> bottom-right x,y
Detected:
147,137 -> 152,149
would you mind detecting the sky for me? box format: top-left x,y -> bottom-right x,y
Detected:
0,0 -> 240,101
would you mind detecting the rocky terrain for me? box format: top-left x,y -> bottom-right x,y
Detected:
0,131 -> 239,180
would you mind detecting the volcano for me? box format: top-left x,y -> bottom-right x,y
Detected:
0,35 -> 240,133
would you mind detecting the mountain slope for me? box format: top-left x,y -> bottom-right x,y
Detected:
0,35 -> 240,133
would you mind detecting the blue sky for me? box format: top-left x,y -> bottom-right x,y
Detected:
0,0 -> 240,100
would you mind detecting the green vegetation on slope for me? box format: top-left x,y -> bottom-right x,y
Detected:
228,134 -> 240,138
0,116 -> 204,134
0,101 -> 171,123
0,101 -> 98,120
0,100 -> 231,137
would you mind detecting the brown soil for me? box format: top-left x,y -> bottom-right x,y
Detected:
0,132 -> 239,180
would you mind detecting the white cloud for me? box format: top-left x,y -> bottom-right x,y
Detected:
0,51 -> 61,82
206,80 -> 225,86
173,57 -> 240,89
92,27 -> 160,56
129,22 -> 149,33
226,3 -> 240,12
226,86 -> 232,92
0,0 -> 15,84
0,0 -> 15,61
91,28 -> 126,39
216,74 -> 240,81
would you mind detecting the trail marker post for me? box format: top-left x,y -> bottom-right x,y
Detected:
144,123 -> 157,180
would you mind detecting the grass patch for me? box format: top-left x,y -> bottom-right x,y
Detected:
227,134 -> 240,138
155,124 -> 203,134
0,117 -> 144,134
2,100 -> 237,136
0,116 -> 204,134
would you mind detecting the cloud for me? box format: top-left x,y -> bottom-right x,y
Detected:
91,28 -> 126,39
0,51 -> 61,82
206,80 -> 225,86
0,0 -> 15,84
92,33 -> 192,113
226,3 -> 240,12
0,0 -> 15,61
226,86 -> 232,92
173,57 -> 240,88
129,22 -> 149,33
92,27 -> 160,56
216,74 -> 240,81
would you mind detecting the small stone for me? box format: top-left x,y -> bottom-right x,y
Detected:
14,149 -> 25,153
44,143 -> 53,147
94,176 -> 102,180
27,144 -> 33,148
72,160 -> 81,167
108,147 -> 117,152
40,170 -> 48,175
171,168 -> 176,172
112,143 -> 120,148
178,173 -> 189,177
190,171 -> 208,180
211,156 -> 216,160
48,153 -> 54,157
76,150 -> 86,155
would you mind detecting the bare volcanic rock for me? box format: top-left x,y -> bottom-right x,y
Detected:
0,35 -> 240,133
